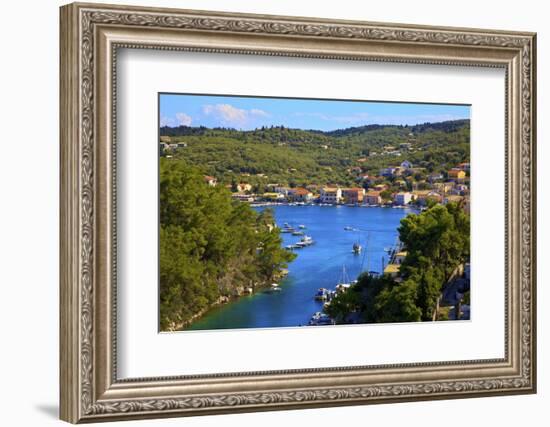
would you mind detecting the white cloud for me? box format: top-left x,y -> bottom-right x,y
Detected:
175,112 -> 193,126
203,104 -> 247,125
160,116 -> 175,127
160,113 -> 193,127
202,104 -> 270,127
250,108 -> 270,117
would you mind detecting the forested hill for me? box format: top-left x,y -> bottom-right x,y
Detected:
322,119 -> 468,137
159,160 -> 296,331
160,119 -> 469,188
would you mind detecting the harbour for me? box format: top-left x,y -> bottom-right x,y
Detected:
186,205 -> 412,331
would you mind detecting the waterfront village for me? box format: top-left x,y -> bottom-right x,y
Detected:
159,121 -> 472,330
196,158 -> 471,214
196,158 -> 471,325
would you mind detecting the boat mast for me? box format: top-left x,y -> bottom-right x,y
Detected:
340,264 -> 349,284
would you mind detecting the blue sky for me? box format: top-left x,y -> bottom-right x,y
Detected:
159,93 -> 470,132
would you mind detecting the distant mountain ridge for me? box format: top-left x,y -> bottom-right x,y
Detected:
160,119 -> 470,138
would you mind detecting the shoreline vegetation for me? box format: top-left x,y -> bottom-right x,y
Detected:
324,202 -> 470,324
159,119 -> 471,331
160,160 -> 295,331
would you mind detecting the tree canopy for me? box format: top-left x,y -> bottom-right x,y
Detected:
159,159 -> 295,331
160,119 -> 470,189
325,202 -> 469,324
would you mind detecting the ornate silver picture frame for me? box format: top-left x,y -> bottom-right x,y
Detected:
60,2 -> 536,423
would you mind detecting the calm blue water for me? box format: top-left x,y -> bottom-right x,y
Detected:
187,205 -> 412,331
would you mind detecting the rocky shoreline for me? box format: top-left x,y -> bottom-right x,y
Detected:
168,269 -> 289,331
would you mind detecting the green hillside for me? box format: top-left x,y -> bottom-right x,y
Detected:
160,119 -> 469,188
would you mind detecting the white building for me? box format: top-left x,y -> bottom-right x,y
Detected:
274,186 -> 291,195
320,187 -> 342,204
203,175 -> 217,187
288,187 -> 313,202
380,167 -> 397,177
236,183 -> 252,193
394,192 -> 413,205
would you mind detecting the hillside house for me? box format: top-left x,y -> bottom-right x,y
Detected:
341,188 -> 365,204
364,191 -> 382,205
443,195 -> 464,205
236,183 -> 252,193
394,192 -> 413,206
288,187 -> 313,202
400,160 -> 413,169
428,173 -> 444,182
380,167 -> 397,177
319,187 -> 342,204
383,263 -> 400,278
453,184 -> 469,195
448,169 -> 466,181
203,175 -> 217,187
433,182 -> 455,194
412,190 -> 442,206
274,186 -> 291,195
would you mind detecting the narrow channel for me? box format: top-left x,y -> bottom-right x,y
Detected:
186,205 -> 411,330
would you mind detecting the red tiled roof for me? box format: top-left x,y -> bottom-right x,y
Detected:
293,187 -> 311,195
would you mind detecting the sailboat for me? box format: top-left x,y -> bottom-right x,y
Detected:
335,265 -> 352,294
352,231 -> 362,254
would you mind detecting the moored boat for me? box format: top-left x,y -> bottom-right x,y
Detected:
266,283 -> 282,293
314,288 -> 330,301
308,311 -> 335,326
295,235 -> 314,247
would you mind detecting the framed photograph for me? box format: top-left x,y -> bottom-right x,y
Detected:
60,2 -> 537,423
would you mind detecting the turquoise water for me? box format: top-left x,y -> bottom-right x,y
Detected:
187,205 -> 412,331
